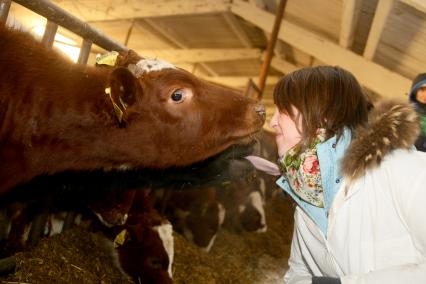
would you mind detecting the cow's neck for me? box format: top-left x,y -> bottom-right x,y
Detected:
0,66 -> 123,193
31,68 -> 124,166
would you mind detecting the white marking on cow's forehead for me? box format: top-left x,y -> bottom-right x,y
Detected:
154,222 -> 174,277
128,58 -> 176,78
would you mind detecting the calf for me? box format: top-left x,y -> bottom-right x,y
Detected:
0,26 -> 265,194
110,189 -> 173,283
158,186 -> 225,252
217,172 -> 267,233
217,130 -> 280,233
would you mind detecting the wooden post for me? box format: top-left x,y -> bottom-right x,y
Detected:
0,0 -> 11,24
124,19 -> 136,46
363,0 -> 394,60
257,0 -> 287,99
244,78 -> 261,100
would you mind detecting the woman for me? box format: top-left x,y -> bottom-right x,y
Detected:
262,66 -> 426,283
408,73 -> 426,151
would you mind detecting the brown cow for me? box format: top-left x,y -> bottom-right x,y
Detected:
0,26 -> 265,194
106,189 -> 174,283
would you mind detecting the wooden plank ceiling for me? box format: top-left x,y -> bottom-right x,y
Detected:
7,0 -> 426,127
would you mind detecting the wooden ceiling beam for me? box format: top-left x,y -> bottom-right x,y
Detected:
222,11 -> 253,47
399,0 -> 426,13
270,57 -> 300,74
339,0 -> 364,48
138,48 -> 262,64
363,0 -> 394,60
201,76 -> 281,88
230,0 -> 411,99
143,18 -> 219,76
55,0 -> 231,22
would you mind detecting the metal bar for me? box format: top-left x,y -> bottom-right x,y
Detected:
13,0 -> 128,52
0,0 -> 11,24
77,38 -> 92,64
42,20 -> 58,48
257,0 -> 287,99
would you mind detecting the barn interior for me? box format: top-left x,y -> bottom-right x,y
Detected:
1,0 -> 426,283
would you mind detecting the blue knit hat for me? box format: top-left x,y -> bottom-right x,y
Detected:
409,73 -> 426,103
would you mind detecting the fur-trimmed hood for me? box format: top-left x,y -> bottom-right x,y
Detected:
341,100 -> 420,183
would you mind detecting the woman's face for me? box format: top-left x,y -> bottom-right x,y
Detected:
269,106 -> 302,157
416,86 -> 426,104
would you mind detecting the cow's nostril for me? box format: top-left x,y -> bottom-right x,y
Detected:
254,104 -> 266,120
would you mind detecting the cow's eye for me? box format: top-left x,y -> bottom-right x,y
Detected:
169,88 -> 193,104
171,89 -> 184,103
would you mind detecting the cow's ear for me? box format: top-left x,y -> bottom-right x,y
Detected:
106,67 -> 140,125
116,49 -> 142,66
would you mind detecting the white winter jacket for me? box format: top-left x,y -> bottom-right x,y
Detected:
279,101 -> 426,284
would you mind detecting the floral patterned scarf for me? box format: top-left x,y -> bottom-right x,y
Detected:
278,129 -> 326,208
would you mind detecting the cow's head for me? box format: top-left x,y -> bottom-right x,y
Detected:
102,50 -> 265,169
184,198 -> 225,252
114,218 -> 174,284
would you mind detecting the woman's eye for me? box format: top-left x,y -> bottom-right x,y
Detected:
171,90 -> 184,102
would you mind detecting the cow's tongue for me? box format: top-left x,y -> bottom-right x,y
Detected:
244,156 -> 281,176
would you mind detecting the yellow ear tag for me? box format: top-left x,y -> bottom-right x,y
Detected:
96,51 -> 119,66
105,87 -> 124,124
114,229 -> 129,248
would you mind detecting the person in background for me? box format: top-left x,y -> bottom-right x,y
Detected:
408,73 -> 426,151
263,66 -> 426,284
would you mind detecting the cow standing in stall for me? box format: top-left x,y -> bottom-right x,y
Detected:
155,186 -> 226,252
89,189 -> 174,283
0,26 -> 265,281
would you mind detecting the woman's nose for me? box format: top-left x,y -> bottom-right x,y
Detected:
269,111 -> 278,129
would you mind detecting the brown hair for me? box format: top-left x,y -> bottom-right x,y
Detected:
273,66 -> 371,150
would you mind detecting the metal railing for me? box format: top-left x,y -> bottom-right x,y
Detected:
0,0 -> 128,64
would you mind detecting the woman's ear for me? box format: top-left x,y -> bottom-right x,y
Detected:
106,67 -> 141,126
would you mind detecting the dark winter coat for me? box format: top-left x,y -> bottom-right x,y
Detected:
409,73 -> 426,151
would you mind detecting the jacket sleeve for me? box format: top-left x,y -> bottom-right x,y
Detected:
284,214 -> 313,284
341,150 -> 426,284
